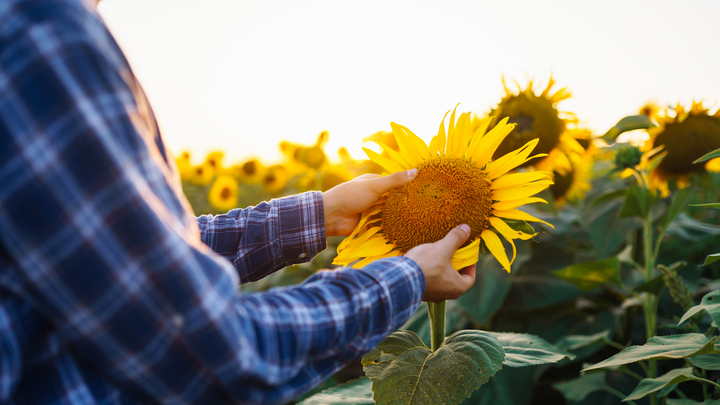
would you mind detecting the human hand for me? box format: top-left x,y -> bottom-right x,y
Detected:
405,224 -> 477,303
322,169 -> 417,237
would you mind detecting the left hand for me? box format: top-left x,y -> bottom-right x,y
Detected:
322,169 -> 417,237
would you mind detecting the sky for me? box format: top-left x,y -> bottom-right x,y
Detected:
98,0 -> 720,166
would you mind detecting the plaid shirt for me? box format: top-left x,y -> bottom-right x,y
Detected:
0,0 -> 425,404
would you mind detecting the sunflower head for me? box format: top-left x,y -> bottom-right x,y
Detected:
175,151 -> 192,181
262,165 -> 288,193
208,175 -> 239,212
334,105 -> 554,273
644,101 -> 720,196
190,163 -> 215,185
615,145 -> 644,171
490,77 -> 572,168
550,153 -> 592,205
205,151 -> 225,170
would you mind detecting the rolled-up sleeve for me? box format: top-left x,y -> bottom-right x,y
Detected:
196,191 -> 327,283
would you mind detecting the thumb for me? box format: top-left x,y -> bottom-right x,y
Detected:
369,168 -> 418,194
436,224 -> 471,257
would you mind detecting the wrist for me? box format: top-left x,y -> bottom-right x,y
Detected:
322,189 -> 338,237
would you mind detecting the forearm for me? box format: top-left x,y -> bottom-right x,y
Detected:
196,191 -> 327,283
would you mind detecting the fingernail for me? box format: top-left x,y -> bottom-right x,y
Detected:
459,224 -> 470,236
407,168 -> 418,178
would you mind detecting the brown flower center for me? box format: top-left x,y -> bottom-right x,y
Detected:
383,157 -> 492,253
653,114 -> 720,174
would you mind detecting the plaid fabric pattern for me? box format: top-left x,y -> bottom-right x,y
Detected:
0,1 -> 426,404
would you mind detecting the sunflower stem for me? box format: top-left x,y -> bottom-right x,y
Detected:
428,301 -> 446,352
643,213 -> 658,405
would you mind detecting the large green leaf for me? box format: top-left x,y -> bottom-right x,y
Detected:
583,334 -> 719,372
666,213 -> 720,242
461,366 -> 537,405
690,203 -> 720,209
620,185 -> 656,219
624,367 -> 720,401
490,332 -> 574,367
583,194 -> 642,259
667,399 -> 720,405
555,372 -> 608,402
588,189 -> 628,210
690,353 -> 720,370
457,242 -> 530,324
362,330 -> 504,405
659,188 -> 693,232
552,257 -> 622,292
601,115 -> 655,142
693,147 -> 720,164
678,291 -> 720,327
298,378 -> 374,405
554,330 -> 613,353
701,253 -> 720,267
633,275 -> 665,296
502,275 -> 585,310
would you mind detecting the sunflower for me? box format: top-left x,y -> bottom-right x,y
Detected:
175,151 -> 193,181
281,131 -> 330,172
320,164 -> 353,192
205,151 -> 225,171
550,151 -> 592,205
233,158 -> 265,184
262,164 -> 289,193
643,101 -> 720,197
333,106 -> 554,273
190,162 -> 215,186
490,77 -> 584,176
208,175 -> 239,212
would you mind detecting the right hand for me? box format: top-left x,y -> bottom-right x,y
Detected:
404,224 -> 477,303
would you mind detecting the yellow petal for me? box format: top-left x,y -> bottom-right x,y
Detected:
451,238 -> 481,271
490,217 -> 536,242
344,239 -> 396,258
706,158 -> 720,173
487,139 -> 541,179
620,168 -> 635,179
464,117 -> 492,160
492,197 -> 547,211
491,180 -> 553,202
430,110 -> 451,156
352,251 -> 401,269
490,171 -> 552,190
492,209 -> 555,229
373,141 -> 411,169
390,122 -> 422,166
447,104 -> 460,157
454,112 -> 471,157
481,229 -> 511,273
401,124 -> 431,161
363,147 -> 406,173
471,118 -> 515,168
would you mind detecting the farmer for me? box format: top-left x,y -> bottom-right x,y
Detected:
0,0 -> 477,403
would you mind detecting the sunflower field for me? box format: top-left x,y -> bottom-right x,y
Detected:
179,78 -> 720,405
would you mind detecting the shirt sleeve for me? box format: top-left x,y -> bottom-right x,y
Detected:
196,191 -> 327,284
0,8 -> 425,405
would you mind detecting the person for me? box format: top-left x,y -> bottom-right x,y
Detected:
0,0 -> 477,403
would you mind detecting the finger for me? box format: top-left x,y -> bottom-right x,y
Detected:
368,168 -> 418,194
457,264 -> 476,290
436,224 -> 471,258
352,173 -> 380,181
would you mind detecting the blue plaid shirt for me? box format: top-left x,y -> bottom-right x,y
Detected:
0,1 -> 425,403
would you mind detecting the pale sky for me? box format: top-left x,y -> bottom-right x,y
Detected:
98,0 -> 720,165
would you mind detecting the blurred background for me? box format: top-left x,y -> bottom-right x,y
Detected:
98,0 -> 720,165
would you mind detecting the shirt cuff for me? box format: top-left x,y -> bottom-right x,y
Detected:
275,191 -> 327,267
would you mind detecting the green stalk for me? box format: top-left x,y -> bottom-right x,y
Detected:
428,301 -> 446,352
643,214 -> 658,405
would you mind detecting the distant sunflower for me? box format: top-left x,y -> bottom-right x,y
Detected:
234,158 -> 264,184
190,163 -> 215,186
205,151 -> 225,171
208,175 -> 239,212
320,164 -> 353,192
333,106 -> 554,272
644,101 -> 720,197
550,152 -> 592,205
262,165 -> 288,193
281,131 -> 329,172
490,77 -> 583,175
175,151 -> 192,181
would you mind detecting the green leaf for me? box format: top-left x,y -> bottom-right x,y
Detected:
588,189 -> 628,210
701,253 -> 720,267
690,203 -> 720,209
490,332 -> 575,367
678,291 -> 720,327
298,378 -> 374,405
633,275 -> 665,295
693,147 -> 720,164
583,334 -> 719,372
552,257 -> 622,292
457,242 -> 530,324
362,330 -> 504,405
659,188 -> 694,232
624,367 -> 720,401
554,330 -> 613,353
620,185 -> 656,219
690,353 -> 720,370
555,372 -> 608,402
583,195 -> 642,259
668,399 -> 720,405
601,115 -> 656,142
461,366 -> 537,405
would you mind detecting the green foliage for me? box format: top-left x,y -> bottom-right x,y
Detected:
624,367 -> 720,401
677,291 -> 720,328
602,115 -> 656,142
693,147 -> 720,164
552,257 -> 622,292
555,372 -> 609,402
361,330 -> 504,405
620,185 -> 657,219
298,378 -> 374,404
583,334 -> 719,372
490,332 -> 575,367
